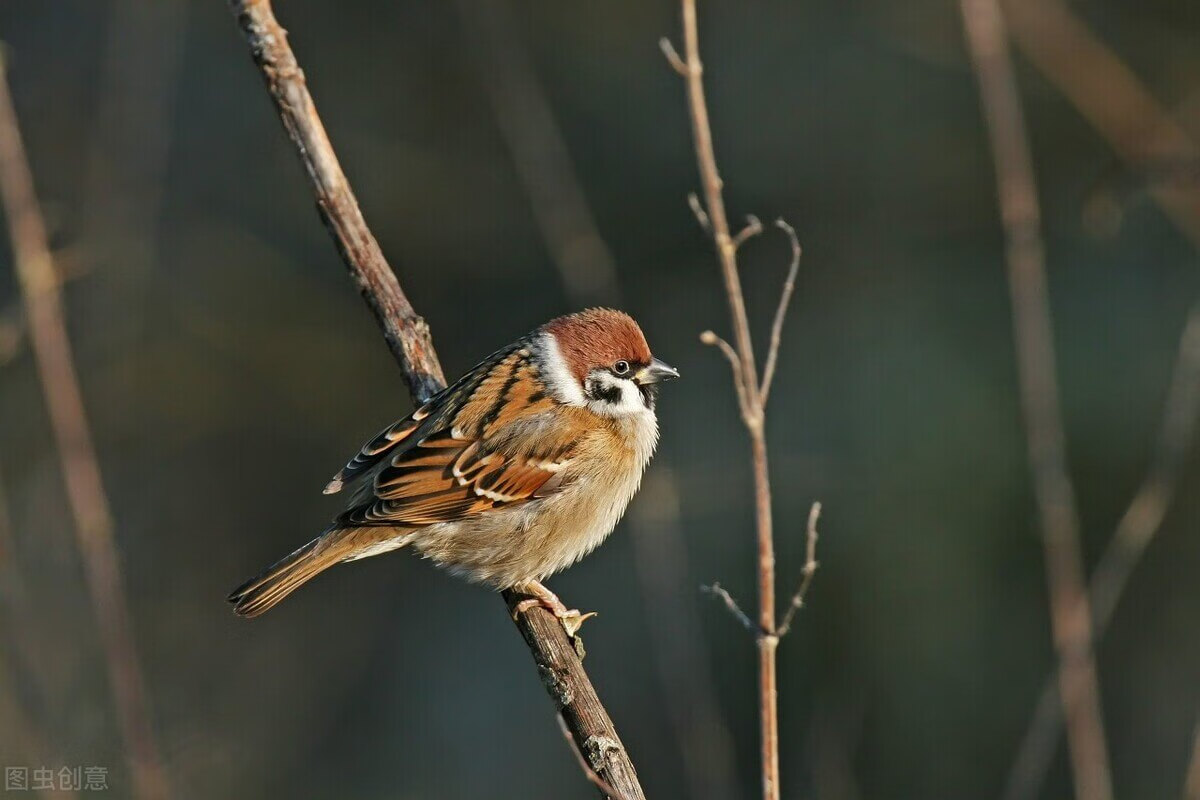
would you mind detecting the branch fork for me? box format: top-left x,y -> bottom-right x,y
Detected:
662,5 -> 818,799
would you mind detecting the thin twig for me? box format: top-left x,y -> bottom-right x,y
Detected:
666,2 -> 813,798
1002,0 -> 1200,247
227,3 -> 645,797
687,192 -> 711,232
733,215 -> 764,250
658,37 -> 689,77
0,55 -> 170,800
557,714 -> 633,800
959,2 -> 1114,800
994,3 -> 1200,797
699,330 -> 750,419
1004,301 -> 1200,800
760,219 -> 802,407
701,582 -> 757,634
778,502 -> 821,637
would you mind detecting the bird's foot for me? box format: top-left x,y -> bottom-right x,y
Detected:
512,580 -> 597,637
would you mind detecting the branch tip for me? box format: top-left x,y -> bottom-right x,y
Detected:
777,501 -> 822,637
701,582 -> 757,634
687,192 -> 710,231
760,216 -> 803,406
733,215 -> 764,249
658,37 -> 688,76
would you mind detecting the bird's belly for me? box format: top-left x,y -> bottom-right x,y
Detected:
411,466 -> 643,589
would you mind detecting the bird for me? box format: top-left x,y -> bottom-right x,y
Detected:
228,308 -> 678,630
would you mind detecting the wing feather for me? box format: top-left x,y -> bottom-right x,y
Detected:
330,343 -> 580,529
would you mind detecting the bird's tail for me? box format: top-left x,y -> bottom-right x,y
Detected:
228,535 -> 342,618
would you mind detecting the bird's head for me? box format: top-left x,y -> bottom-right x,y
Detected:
539,308 -> 679,415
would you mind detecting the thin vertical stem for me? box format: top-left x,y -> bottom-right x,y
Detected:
959,2 -> 1113,799
0,57 -> 169,800
669,2 -> 782,798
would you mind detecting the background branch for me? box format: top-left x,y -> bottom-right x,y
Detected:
959,1 -> 1114,799
0,54 -> 170,800
989,3 -> 1200,797
227,2 -> 645,797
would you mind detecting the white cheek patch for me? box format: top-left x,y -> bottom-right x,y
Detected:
538,332 -> 586,406
586,371 -> 646,417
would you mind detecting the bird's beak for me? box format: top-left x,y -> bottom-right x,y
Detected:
635,357 -> 680,385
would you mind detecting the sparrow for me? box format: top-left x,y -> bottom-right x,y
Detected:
228,308 -> 678,629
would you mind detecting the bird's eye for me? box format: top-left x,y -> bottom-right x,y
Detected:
613,360 -> 630,376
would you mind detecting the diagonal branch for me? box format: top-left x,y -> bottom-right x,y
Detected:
701,581 -> 757,635
226,2 -> 644,798
777,501 -> 820,638
959,1 -> 1113,799
0,55 -> 170,800
991,3 -> 1200,798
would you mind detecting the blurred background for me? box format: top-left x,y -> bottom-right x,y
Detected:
1,0 -> 1199,798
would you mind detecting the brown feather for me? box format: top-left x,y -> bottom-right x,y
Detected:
543,308 -> 652,383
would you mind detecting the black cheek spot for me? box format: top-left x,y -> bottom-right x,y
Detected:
587,379 -> 623,405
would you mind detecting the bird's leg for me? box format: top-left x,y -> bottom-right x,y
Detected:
511,580 -> 596,636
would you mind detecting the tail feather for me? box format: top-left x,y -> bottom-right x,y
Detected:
228,536 -> 340,618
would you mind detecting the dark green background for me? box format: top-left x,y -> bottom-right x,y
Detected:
1,0 -> 1198,797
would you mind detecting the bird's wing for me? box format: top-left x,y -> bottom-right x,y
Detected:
323,339 -> 524,494
331,343 -> 584,528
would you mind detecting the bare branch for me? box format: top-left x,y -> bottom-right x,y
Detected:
760,219 -> 802,407
778,502 -> 821,638
687,192 -> 711,231
701,582 -> 757,635
658,37 -> 689,76
557,714 -> 633,800
700,330 -> 750,419
667,1 -> 807,797
1002,0 -> 1200,249
228,3 -> 645,798
960,2 -> 1113,799
992,4 -> 1200,798
1005,300 -> 1200,800
733,215 -> 764,250
0,54 -> 170,800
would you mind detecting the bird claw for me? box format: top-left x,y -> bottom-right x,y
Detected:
508,582 -> 597,638
557,609 -> 597,638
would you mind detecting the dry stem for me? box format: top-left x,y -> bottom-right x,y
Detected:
778,502 -> 821,638
989,2 -> 1200,797
959,1 -> 1113,798
664,3 -> 816,799
0,56 -> 169,800
227,2 -> 644,797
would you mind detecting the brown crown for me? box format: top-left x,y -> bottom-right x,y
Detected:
543,308 -> 653,383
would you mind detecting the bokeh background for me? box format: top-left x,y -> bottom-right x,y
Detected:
2,0 -> 1199,798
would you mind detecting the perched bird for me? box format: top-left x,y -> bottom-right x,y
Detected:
228,308 -> 678,628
